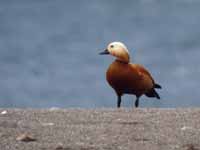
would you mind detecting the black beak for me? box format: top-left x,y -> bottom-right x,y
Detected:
99,49 -> 109,55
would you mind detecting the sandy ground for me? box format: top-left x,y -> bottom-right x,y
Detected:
0,108 -> 200,150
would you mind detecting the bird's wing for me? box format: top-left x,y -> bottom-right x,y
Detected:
133,64 -> 155,83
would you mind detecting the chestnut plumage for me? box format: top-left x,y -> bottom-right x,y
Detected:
100,42 -> 161,108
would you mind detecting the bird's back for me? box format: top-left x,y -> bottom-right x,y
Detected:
106,60 -> 154,96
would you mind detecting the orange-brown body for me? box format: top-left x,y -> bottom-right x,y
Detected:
106,60 -> 154,97
100,41 -> 161,107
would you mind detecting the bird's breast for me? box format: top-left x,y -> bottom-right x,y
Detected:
106,62 -> 137,93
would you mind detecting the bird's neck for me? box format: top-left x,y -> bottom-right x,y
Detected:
115,59 -> 130,64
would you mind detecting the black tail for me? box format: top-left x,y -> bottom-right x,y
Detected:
145,89 -> 160,99
154,83 -> 162,89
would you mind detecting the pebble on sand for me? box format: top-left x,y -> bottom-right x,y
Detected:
1,110 -> 7,115
16,133 -> 36,142
55,143 -> 64,150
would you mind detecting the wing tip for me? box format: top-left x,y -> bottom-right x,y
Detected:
154,83 -> 162,89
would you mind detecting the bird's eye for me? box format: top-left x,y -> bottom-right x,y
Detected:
110,45 -> 114,48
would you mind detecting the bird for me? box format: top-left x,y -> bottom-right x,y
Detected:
99,41 -> 161,108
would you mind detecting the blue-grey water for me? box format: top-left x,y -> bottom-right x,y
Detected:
0,0 -> 200,108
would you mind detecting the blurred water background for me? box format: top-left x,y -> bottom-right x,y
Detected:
0,0 -> 200,108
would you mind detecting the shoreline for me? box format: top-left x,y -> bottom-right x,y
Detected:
0,108 -> 200,150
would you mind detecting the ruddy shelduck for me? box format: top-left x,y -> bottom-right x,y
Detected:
100,42 -> 161,108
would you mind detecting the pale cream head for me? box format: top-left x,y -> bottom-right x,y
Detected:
107,42 -> 130,63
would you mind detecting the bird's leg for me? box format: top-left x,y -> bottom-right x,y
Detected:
117,95 -> 122,108
135,97 -> 140,108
